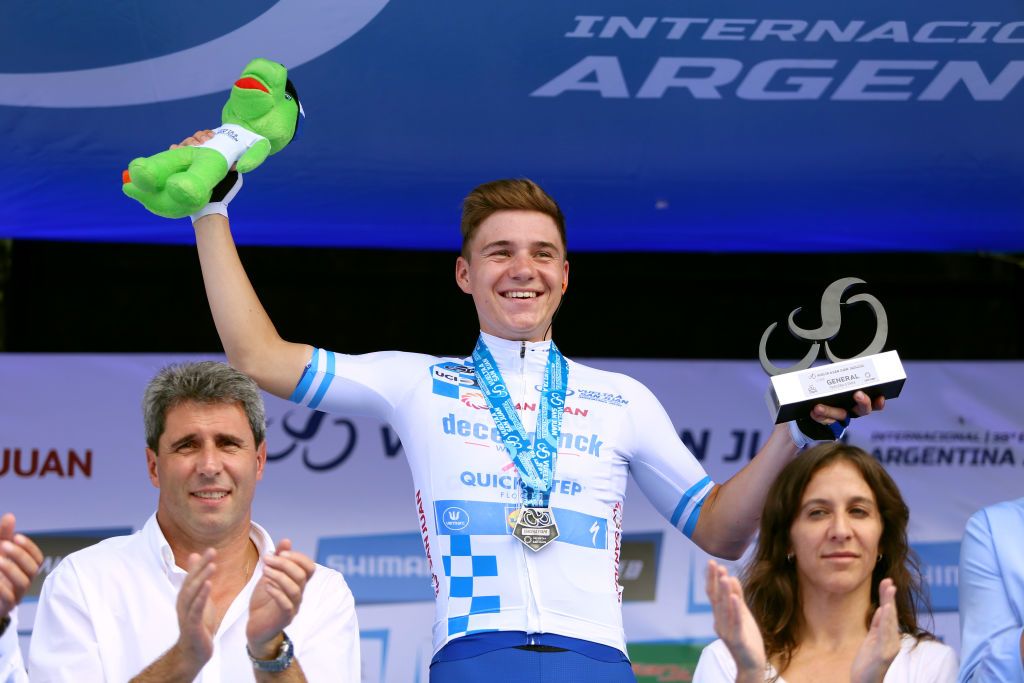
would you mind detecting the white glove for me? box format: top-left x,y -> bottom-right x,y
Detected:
790,416 -> 849,449
190,170 -> 243,223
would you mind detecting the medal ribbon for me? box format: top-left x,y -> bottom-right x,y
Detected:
472,337 -> 568,508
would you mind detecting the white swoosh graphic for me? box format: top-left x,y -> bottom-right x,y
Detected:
0,0 -> 390,108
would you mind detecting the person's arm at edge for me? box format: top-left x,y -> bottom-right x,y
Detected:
691,392 -> 877,559
193,213 -> 312,398
958,506 -> 1024,683
0,609 -> 27,683
0,513 -> 40,683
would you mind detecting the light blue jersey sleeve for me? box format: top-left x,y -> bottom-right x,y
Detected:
288,347 -> 433,421
958,498 -> 1024,683
622,378 -> 714,539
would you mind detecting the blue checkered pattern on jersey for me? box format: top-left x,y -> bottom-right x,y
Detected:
443,535 -> 502,636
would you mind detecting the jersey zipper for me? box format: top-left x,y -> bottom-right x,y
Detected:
519,342 -> 542,635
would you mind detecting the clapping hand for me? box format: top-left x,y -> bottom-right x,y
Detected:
174,549 -> 219,671
0,513 -> 43,619
850,578 -> 901,683
246,539 -> 314,659
706,560 -> 766,683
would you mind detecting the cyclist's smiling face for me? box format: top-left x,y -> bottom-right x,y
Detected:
456,210 -> 569,342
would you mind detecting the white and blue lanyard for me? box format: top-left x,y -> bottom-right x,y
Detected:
472,337 -> 568,509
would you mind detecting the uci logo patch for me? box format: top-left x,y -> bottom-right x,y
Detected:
431,362 -> 478,399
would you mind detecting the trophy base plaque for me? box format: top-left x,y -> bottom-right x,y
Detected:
766,350 -> 905,424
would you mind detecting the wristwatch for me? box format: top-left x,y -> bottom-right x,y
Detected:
247,632 -> 294,673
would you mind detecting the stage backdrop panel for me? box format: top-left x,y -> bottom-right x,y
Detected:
2,355 -> 1021,681
2,1 -> 1023,252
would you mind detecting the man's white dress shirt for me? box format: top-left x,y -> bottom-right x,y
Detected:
28,514 -> 359,682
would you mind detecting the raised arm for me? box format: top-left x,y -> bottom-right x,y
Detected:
162,129 -> 309,398
689,423 -> 798,559
193,212 -> 311,397
692,392 -> 878,559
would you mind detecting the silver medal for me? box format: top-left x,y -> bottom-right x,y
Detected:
511,506 -> 559,552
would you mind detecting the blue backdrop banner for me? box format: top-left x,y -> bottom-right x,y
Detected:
1,0 -> 1022,251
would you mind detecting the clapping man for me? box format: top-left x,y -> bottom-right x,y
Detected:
28,362 -> 359,681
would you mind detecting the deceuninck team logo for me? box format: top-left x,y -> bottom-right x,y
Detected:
0,0 -> 391,107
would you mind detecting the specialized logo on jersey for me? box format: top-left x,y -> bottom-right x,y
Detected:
430,362 -> 479,399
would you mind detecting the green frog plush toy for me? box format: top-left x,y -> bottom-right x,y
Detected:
123,58 -> 303,219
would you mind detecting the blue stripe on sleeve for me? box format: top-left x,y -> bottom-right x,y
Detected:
683,494 -> 708,538
670,475 -> 712,528
288,348 -> 320,403
307,351 -> 336,410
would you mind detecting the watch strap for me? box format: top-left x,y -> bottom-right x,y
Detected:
247,632 -> 294,673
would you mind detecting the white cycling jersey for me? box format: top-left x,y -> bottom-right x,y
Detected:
290,332 -> 714,655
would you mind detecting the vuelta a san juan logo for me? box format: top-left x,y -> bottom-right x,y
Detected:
0,0 -> 391,107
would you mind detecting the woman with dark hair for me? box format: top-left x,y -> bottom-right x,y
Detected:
693,443 -> 957,682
